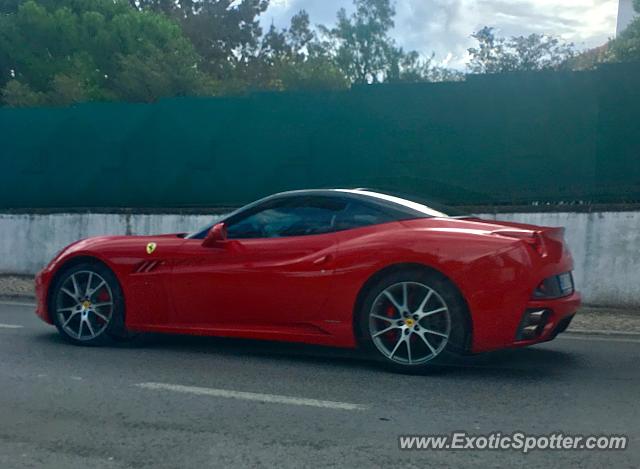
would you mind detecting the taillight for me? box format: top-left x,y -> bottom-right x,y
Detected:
493,229 -> 548,257
527,232 -> 548,258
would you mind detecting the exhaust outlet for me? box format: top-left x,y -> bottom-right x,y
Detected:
527,310 -> 546,325
516,309 -> 551,340
521,325 -> 540,339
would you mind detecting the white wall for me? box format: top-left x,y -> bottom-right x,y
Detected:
1,210 -> 638,307
0,213 -> 217,275
478,211 -> 640,308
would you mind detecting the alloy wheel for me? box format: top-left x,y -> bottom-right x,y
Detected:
369,281 -> 451,365
54,270 -> 114,341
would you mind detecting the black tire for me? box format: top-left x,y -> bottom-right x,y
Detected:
356,268 -> 470,374
50,262 -> 126,346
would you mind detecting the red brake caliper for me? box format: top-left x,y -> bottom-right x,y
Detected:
94,288 -> 110,324
384,305 -> 398,345
97,289 -> 109,302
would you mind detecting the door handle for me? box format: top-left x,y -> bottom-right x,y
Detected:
313,253 -> 334,265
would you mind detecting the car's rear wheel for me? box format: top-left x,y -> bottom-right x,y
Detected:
50,262 -> 125,346
358,269 -> 469,373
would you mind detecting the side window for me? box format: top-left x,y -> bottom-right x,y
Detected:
333,200 -> 396,231
226,197 -> 347,239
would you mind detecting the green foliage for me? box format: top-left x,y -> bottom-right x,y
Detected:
566,44 -> 609,71
468,26 -> 575,74
2,0 -> 532,106
609,18 -> 640,63
387,49 -> 464,83
0,0 -> 213,106
278,58 -> 350,91
249,10 -> 350,91
132,0 -> 269,85
316,0 -> 458,85
322,0 -> 396,84
1,80 -> 45,106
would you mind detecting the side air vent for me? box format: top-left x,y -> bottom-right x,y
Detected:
134,260 -> 163,274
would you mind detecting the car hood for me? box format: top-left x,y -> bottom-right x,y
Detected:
65,233 -> 183,251
46,233 -> 184,270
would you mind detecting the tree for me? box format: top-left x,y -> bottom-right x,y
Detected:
468,26 -> 575,74
280,11 -> 350,90
566,44 -> 609,71
129,0 -> 179,14
386,48 -> 464,83
1,79 -> 45,106
247,10 -> 349,91
0,0 -> 213,106
323,0 -> 396,84
131,0 -> 269,85
608,1 -> 640,63
276,58 -> 350,91
318,0 -> 460,85
288,9 -> 315,60
0,0 -> 464,106
609,21 -> 640,63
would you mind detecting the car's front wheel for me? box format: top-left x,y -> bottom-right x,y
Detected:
358,269 -> 469,373
50,262 -> 125,345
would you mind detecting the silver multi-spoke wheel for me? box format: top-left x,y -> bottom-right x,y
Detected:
369,282 -> 451,365
54,270 -> 114,341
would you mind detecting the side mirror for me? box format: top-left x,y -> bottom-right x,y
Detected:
202,222 -> 228,248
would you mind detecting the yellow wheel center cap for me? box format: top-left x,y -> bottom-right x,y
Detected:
82,300 -> 91,309
405,318 -> 415,327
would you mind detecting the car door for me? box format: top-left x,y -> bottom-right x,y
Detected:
168,196 -> 344,331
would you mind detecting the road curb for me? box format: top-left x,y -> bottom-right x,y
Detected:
0,295 -> 35,304
565,329 -> 640,338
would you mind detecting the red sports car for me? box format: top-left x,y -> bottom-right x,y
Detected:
35,189 -> 580,372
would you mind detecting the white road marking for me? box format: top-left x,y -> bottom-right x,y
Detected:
0,323 -> 24,329
0,301 -> 36,307
135,382 -> 367,411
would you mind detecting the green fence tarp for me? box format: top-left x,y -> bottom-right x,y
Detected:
0,62 -> 639,209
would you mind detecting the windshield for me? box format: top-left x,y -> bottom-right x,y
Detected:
187,189 -> 469,239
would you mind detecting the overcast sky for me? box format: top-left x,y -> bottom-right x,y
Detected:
261,0 -> 619,68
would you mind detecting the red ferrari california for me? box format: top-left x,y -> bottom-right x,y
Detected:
35,189 -> 580,372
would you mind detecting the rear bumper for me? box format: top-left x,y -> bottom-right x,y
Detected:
470,290 -> 581,354
511,291 -> 581,347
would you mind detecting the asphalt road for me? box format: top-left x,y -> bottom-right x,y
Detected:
0,301 -> 638,468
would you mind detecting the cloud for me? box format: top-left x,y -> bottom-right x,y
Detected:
262,0 -> 351,27
261,0 -> 619,69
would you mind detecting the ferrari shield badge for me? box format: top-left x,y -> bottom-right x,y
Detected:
146,242 -> 157,255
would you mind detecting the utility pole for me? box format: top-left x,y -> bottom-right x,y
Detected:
617,0 -> 639,36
